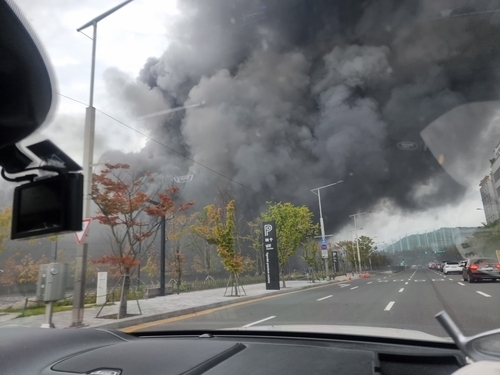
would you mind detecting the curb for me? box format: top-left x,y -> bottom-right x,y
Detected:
91,279 -> 348,331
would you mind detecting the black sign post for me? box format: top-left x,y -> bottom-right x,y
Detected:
332,250 -> 339,273
263,221 -> 280,290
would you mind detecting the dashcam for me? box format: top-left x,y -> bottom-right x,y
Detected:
11,173 -> 83,239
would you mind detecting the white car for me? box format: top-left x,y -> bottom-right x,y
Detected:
442,261 -> 463,275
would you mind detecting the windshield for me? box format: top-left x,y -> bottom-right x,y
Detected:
2,0 -> 500,341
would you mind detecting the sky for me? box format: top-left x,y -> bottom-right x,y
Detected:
1,0 -> 491,248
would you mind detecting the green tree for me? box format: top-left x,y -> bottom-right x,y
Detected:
187,211 -> 218,280
335,236 -> 375,271
302,238 -> 320,282
166,215 -> 190,294
261,202 -> 318,287
244,217 -> 265,276
462,222 -> 500,259
0,206 -> 12,253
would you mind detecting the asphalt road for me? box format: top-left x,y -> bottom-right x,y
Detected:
137,268 -> 500,337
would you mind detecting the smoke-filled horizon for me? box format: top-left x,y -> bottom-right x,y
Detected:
102,0 -> 500,233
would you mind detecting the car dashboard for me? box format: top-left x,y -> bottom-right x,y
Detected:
0,327 -> 466,375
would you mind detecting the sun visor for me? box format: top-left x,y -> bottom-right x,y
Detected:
0,0 -> 55,150
420,102 -> 500,188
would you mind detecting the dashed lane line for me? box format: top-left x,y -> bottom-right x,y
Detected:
405,282 -> 408,285
317,295 -> 333,301
384,301 -> 395,311
476,291 -> 491,298
458,282 -> 465,286
367,282 -> 372,284
350,286 -> 359,290
243,316 -> 276,327
399,288 -> 404,293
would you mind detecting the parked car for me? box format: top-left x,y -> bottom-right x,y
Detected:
442,261 -> 463,275
462,258 -> 500,282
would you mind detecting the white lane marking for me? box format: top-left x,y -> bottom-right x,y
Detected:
339,284 -> 350,288
432,279 -> 445,281
399,288 -> 404,293
243,316 -> 276,327
414,280 -> 426,282
458,282 -> 465,286
405,282 -> 408,285
384,301 -> 395,311
367,282 -> 372,284
449,278 -> 453,281
476,291 -> 491,298
317,295 -> 333,301
383,277 -> 387,279
350,286 -> 358,290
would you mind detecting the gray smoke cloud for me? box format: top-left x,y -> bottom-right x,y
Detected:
102,0 -> 500,231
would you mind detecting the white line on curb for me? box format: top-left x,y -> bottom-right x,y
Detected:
243,316 -> 276,327
384,301 -> 395,311
476,291 -> 491,298
317,295 -> 333,301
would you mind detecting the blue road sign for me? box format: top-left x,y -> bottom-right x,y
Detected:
321,244 -> 327,250
321,238 -> 327,244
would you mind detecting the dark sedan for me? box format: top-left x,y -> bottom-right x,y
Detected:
462,258 -> 500,282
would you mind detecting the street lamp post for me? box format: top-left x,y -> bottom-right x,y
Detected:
349,228 -> 363,272
311,180 -> 343,280
350,211 -> 372,274
71,0 -> 134,327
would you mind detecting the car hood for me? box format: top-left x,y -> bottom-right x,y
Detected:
226,324 -> 453,343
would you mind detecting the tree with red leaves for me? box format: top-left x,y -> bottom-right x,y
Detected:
91,163 -> 194,318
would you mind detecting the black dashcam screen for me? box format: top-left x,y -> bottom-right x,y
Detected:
17,178 -> 64,233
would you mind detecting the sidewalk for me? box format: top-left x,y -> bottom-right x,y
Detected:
0,276 -> 354,330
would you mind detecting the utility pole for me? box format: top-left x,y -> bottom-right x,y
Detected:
71,0 -> 134,327
350,211 -> 372,274
311,180 -> 343,280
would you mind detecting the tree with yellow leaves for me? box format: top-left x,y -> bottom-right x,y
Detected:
193,200 -> 244,296
0,206 -> 12,253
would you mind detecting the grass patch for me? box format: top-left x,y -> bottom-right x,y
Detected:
0,303 -> 96,318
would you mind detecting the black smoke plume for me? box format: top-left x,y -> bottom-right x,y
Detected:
103,0 -> 500,232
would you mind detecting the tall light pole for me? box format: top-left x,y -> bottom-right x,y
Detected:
311,180 -> 343,280
71,0 -> 134,327
348,228 -> 363,272
350,211 -> 372,274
